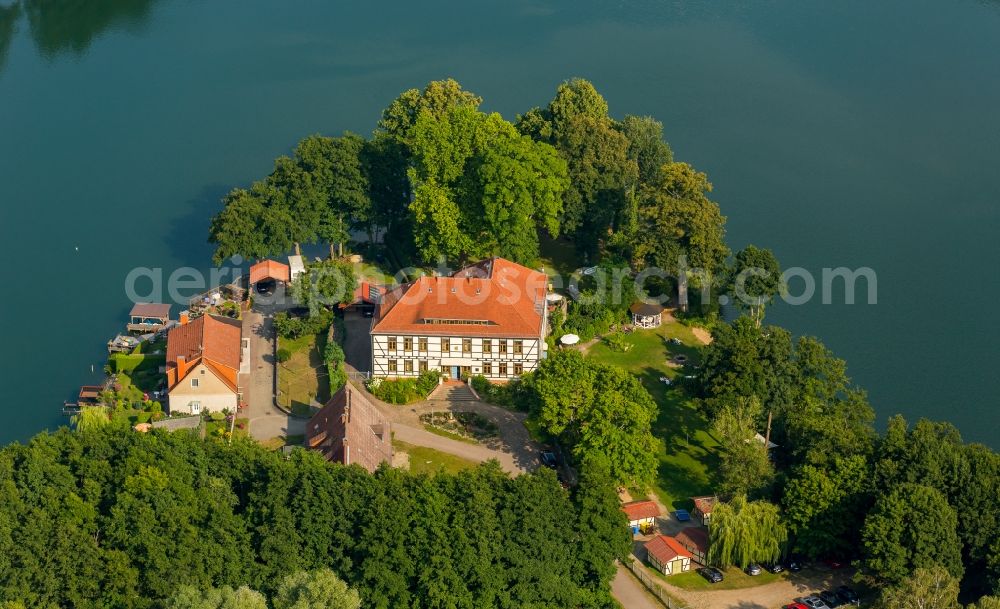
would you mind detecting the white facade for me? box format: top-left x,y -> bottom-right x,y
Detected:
167,362 -> 238,414
371,334 -> 543,380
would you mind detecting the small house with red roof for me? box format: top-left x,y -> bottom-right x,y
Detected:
622,499 -> 660,533
369,257 -> 548,381
165,313 -> 243,415
644,535 -> 693,575
675,526 -> 710,565
692,495 -> 719,526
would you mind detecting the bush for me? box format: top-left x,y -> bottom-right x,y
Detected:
276,348 -> 292,363
274,310 -> 333,339
368,371 -> 440,405
605,331 -> 633,352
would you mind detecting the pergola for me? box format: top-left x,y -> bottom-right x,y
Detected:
629,302 -> 665,329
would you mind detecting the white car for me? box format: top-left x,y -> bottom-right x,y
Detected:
799,596 -> 831,609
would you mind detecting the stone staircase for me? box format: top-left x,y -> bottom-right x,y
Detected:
430,382 -> 478,402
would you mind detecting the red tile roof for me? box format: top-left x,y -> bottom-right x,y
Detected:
622,499 -> 660,522
692,495 -> 719,515
645,535 -> 692,564
250,259 -> 290,284
675,526 -> 710,553
166,314 -> 242,372
371,258 -> 547,338
307,385 -> 392,473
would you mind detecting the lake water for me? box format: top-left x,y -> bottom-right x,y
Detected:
1,0 -> 998,447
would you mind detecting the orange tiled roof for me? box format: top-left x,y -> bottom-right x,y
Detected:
645,535 -> 692,564
622,499 -> 660,521
166,314 -> 242,390
371,258 -> 547,338
250,259 -> 290,284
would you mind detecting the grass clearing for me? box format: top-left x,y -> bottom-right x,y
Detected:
277,331 -> 329,416
586,322 -> 720,510
422,425 -> 479,444
666,566 -> 785,590
394,440 -> 479,475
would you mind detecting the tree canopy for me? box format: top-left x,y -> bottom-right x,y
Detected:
0,427 -> 623,609
526,350 -> 659,487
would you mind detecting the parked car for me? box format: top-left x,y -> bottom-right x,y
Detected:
787,554 -> 807,572
836,586 -> 860,606
799,596 -> 831,609
822,558 -> 845,569
819,590 -> 843,608
783,604 -> 810,609
697,567 -> 724,583
765,561 -> 784,573
745,563 -> 762,576
539,451 -> 558,469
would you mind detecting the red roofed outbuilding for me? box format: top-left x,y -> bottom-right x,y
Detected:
692,495 -> 719,526
622,499 -> 660,533
644,535 -> 693,575
675,526 -> 710,565
250,259 -> 290,285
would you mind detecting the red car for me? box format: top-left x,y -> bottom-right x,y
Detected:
784,604 -> 810,609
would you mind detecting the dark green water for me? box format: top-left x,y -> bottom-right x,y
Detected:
1,0 -> 998,447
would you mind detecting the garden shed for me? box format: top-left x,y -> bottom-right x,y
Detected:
645,535 -> 693,576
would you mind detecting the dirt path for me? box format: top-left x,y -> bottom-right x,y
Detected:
611,564 -> 665,609
691,327 -> 713,345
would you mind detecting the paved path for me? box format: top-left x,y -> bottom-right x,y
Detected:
243,302 -> 303,441
347,379 -> 540,474
611,564 -> 667,609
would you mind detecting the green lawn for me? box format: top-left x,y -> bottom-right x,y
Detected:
422,425 -> 479,444
394,440 -> 479,475
277,331 -> 329,416
666,566 -> 785,591
586,322 -> 720,510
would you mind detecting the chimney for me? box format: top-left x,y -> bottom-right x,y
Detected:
179,310 -> 190,325
176,355 -> 188,380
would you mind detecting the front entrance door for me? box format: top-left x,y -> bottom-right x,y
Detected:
450,366 -> 460,379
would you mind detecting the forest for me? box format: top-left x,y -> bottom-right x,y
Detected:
0,426 -> 629,609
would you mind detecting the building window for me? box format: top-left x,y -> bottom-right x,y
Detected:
513,340 -> 523,355
419,338 -> 428,352
387,337 -> 397,351
483,362 -> 492,376
403,337 -> 413,352
419,360 -> 428,372
388,360 -> 397,373
483,339 -> 492,353
514,363 -> 523,375
191,378 -> 199,388
441,338 -> 451,352
499,363 -> 508,376
499,341 -> 508,354
404,359 -> 413,373
462,338 -> 472,353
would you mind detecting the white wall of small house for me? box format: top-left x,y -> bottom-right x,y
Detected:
168,363 -> 238,414
628,517 -> 655,529
371,334 -> 542,379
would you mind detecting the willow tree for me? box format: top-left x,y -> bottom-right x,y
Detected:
707,495 -> 787,568
73,406 -> 110,433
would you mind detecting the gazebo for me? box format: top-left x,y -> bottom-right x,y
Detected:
629,302 -> 665,329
